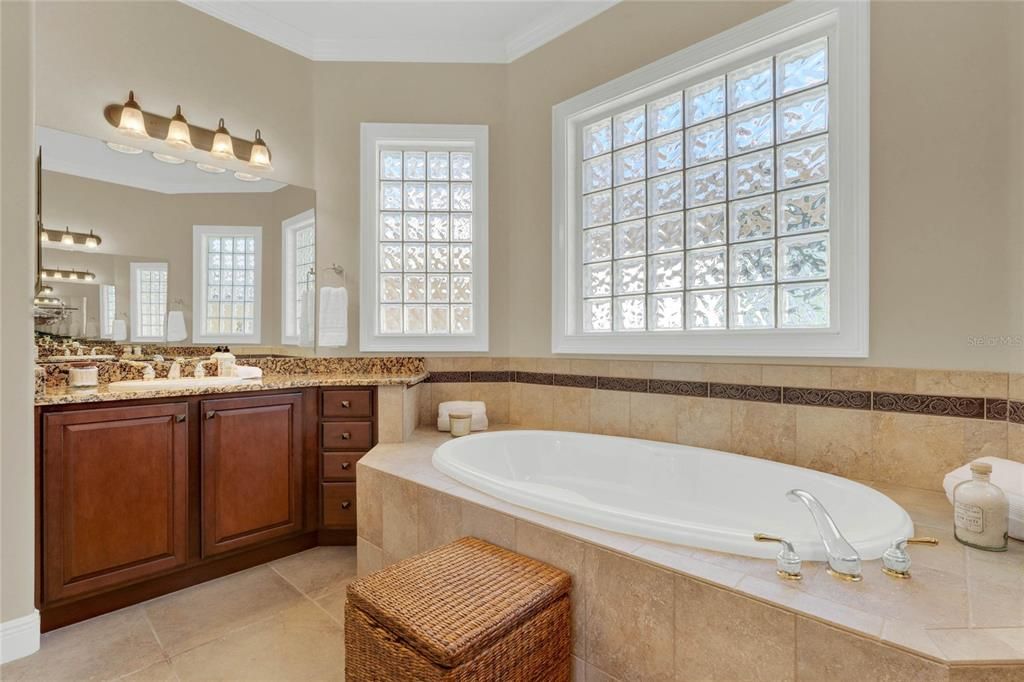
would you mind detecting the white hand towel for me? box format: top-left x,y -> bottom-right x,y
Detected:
233,365 -> 263,379
318,286 -> 348,348
299,288 -> 315,348
437,400 -> 488,431
111,319 -> 128,342
166,310 -> 187,342
944,457 -> 1024,540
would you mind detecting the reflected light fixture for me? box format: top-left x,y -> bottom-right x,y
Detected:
248,129 -> 272,171
153,152 -> 185,164
42,268 -> 97,281
61,227 -> 75,246
210,118 -> 235,159
117,90 -> 148,138
40,230 -> 48,242
233,171 -> 261,182
40,227 -> 103,249
85,230 -> 99,249
39,285 -> 54,295
165,105 -> 193,149
196,162 -> 226,174
106,141 -> 143,155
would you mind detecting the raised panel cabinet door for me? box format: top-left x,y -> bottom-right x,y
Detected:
201,393 -> 303,557
43,403 -> 189,602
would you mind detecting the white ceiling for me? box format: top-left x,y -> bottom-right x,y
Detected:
180,0 -> 618,63
38,127 -> 286,195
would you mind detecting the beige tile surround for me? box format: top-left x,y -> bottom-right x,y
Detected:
358,428 -> 1024,680
413,359 -> 1024,492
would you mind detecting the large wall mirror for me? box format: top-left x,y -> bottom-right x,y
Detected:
34,126 -> 317,359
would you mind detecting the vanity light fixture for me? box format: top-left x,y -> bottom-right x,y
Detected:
210,119 -> 235,160
34,296 -> 62,306
196,162 -> 226,174
60,227 -> 75,246
117,90 -> 148,138
233,171 -> 262,182
165,105 -> 193,149
85,230 -> 99,249
248,129 -> 272,171
152,152 -> 186,164
106,141 -> 143,155
39,285 -> 54,295
40,227 -> 103,249
42,268 -> 97,281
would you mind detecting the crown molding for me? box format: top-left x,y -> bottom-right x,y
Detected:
180,1 -> 619,64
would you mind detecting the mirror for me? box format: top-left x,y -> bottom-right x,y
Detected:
34,126 -> 317,360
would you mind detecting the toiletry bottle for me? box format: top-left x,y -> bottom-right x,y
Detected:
953,460 -> 1008,551
211,346 -> 236,378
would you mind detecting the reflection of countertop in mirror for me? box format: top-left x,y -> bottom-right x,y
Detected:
36,371 -> 428,406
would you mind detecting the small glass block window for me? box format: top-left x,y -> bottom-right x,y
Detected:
100,284 -> 116,338
579,36 -> 831,333
131,263 -> 167,341
378,148 -> 474,335
292,224 -> 315,337
197,229 -> 260,340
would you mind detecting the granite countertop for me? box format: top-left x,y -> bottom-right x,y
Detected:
363,427 -> 1024,666
36,371 -> 429,406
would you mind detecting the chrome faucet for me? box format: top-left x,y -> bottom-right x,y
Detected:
786,489 -> 862,581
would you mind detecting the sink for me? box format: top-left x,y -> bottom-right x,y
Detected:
107,376 -> 247,392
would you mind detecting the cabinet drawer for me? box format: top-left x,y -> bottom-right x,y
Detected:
323,452 -> 363,481
321,421 -> 373,450
322,483 -> 357,527
322,389 -> 374,418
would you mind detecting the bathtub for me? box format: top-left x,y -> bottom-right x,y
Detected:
432,430 -> 914,561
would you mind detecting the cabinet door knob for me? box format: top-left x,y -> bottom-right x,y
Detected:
341,501 -> 351,510
341,432 -> 351,440
175,414 -> 186,423
341,400 -> 351,408
341,462 -> 351,470
206,411 -> 216,420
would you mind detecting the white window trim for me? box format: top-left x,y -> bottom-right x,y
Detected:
359,122 -> 490,352
551,0 -> 869,357
100,283 -> 115,339
129,262 -> 168,343
191,225 -> 263,345
281,208 -> 316,346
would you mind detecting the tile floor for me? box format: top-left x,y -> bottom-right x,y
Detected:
1,546 -> 355,681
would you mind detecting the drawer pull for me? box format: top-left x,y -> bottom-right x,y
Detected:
175,414 -> 186,423
341,462 -> 351,470
341,400 -> 351,408
205,411 -> 216,420
341,501 -> 352,510
341,432 -> 351,440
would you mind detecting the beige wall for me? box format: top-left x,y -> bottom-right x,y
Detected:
40,171 -> 314,345
1,0 -> 37,626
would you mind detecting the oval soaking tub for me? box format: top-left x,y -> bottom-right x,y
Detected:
432,430 -> 914,561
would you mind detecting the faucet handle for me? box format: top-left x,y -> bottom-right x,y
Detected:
754,533 -> 802,581
881,536 -> 938,579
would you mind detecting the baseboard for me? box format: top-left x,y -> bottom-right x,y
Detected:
0,610 -> 40,664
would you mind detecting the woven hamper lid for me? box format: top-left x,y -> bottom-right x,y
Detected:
347,536 -> 571,668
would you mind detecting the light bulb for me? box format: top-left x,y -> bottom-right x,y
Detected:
84,273 -> 95,281
61,229 -> 74,245
51,272 -> 62,279
117,90 -> 148,138
40,230 -> 49,242
85,231 -> 99,248
210,118 -> 235,160
248,129 -> 272,171
165,105 -> 193,149
40,285 -> 53,294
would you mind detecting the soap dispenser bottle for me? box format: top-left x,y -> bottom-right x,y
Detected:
953,460 -> 1008,551
211,346 -> 236,378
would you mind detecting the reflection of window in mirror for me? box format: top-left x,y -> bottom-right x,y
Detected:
281,209 -> 316,346
192,226 -> 262,344
100,284 -> 116,338
130,262 -> 168,342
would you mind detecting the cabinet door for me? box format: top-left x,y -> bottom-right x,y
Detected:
201,393 -> 303,556
43,403 -> 189,602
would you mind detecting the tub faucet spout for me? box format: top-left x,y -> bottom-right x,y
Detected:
786,489 -> 862,581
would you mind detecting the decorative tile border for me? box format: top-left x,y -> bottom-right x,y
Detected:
426,369 -> 1013,423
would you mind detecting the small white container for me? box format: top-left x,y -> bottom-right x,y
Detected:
69,366 -> 98,388
449,413 -> 473,438
954,460 -> 1009,551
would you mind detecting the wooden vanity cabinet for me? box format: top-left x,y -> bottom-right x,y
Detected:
319,387 -> 377,535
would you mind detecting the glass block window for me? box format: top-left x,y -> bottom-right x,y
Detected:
282,209 -> 316,345
130,263 -> 167,342
553,2 -> 867,356
581,37 -> 830,333
361,123 -> 488,352
100,284 -> 116,338
192,226 -> 262,344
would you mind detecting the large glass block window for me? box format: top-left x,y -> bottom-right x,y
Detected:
193,226 -> 262,344
100,284 -> 116,338
130,263 -> 167,342
581,37 -> 830,333
553,2 -> 867,356
282,209 -> 316,345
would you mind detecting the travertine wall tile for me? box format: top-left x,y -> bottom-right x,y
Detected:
416,485 -> 461,552
607,360 -> 652,378
762,364 -> 831,389
963,420 -> 1008,461
356,537 -> 383,578
704,363 -> 762,385
675,396 -> 732,451
1007,424 -> 1024,463
380,474 -> 420,562
590,389 -> 631,437
795,406 -> 872,478
570,358 -> 610,377
629,392 -> 676,442
356,465 -> 384,547
1009,374 -> 1024,401
731,402 -> 797,464
516,522 -> 587,658
418,383 -> 433,426
377,385 -> 405,443
461,502 -> 515,548
470,382 -> 510,424
403,383 -> 419,437
870,413 -> 968,490
916,370 -> 1009,399
651,361 -> 704,381
516,383 -> 554,428
551,386 -> 591,432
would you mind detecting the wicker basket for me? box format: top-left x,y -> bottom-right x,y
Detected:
345,537 -> 572,681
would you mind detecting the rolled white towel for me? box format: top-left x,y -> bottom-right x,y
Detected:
233,365 -> 263,379
944,457 -> 1024,541
437,400 -> 488,432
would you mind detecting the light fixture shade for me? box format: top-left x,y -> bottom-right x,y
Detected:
40,230 -> 49,242
196,163 -> 226,174
165,105 -> 193,149
85,231 -> 99,248
233,171 -> 262,182
61,228 -> 74,245
153,152 -> 185,165
210,118 -> 235,159
117,90 -> 148,138
248,129 -> 272,170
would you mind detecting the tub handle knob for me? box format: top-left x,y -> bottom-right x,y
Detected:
754,533 -> 802,581
881,536 -> 938,579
